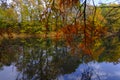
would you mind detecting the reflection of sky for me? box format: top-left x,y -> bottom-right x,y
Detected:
0,61 -> 120,80
58,62 -> 120,80
0,65 -> 18,80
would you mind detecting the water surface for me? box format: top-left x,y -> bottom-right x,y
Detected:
0,37 -> 120,80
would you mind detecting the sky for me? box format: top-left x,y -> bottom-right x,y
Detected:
6,0 -> 120,5
88,0 -> 120,5
79,0 -> 120,5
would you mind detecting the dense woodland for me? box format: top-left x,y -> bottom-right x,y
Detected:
0,0 -> 119,33
0,0 -> 120,55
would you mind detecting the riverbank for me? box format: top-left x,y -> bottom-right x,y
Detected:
0,32 -> 63,40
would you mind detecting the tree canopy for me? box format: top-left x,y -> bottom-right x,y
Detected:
0,0 -> 120,55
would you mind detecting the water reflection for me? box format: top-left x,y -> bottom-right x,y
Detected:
0,36 -> 120,80
0,65 -> 18,80
0,38 -> 80,80
58,62 -> 120,80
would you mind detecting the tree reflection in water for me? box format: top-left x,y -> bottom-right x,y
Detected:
0,36 -> 120,80
0,38 -> 80,80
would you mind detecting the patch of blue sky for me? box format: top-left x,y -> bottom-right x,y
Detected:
80,0 -> 120,5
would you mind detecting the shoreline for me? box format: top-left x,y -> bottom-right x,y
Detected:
0,32 -> 62,40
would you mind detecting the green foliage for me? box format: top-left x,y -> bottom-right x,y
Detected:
0,0 -> 119,35
0,5 -> 18,28
100,3 -> 120,32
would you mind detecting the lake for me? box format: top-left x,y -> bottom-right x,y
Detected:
0,36 -> 120,80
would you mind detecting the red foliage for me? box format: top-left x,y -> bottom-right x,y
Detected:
55,22 -> 107,55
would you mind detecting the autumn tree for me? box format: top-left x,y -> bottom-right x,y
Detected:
1,0 -> 119,56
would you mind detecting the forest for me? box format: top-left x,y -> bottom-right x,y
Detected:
0,0 -> 120,54
0,0 -> 120,80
